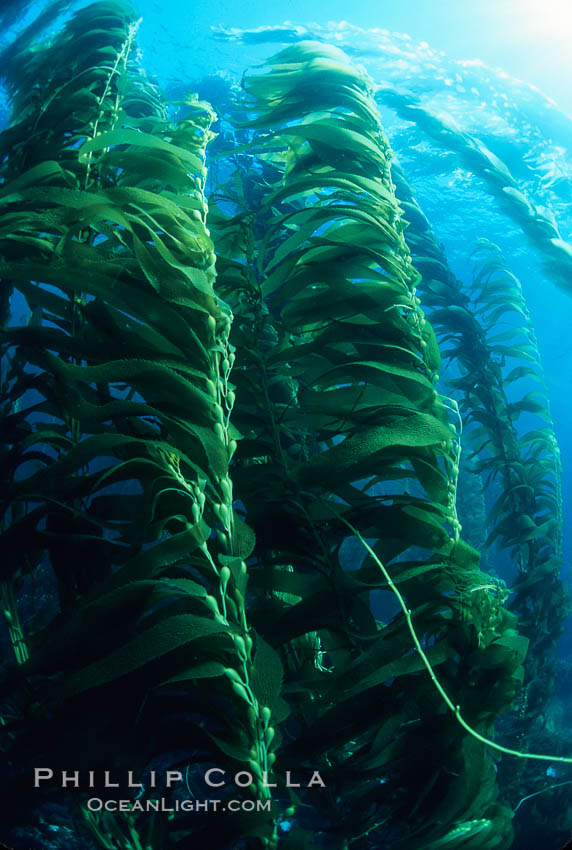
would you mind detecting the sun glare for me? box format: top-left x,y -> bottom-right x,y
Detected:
518,0 -> 572,40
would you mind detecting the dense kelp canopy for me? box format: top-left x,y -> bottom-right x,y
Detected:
0,3 -> 571,850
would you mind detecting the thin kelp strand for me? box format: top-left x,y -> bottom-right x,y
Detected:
332,506 -> 572,766
83,18 -> 142,189
514,779 -> 572,813
440,395 -> 463,540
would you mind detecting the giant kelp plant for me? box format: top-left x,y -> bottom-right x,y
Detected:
0,3 -> 280,847
0,3 -> 570,850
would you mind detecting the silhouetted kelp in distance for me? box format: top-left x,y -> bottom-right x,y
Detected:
0,3 -> 570,850
387,164 -> 570,840
389,167 -> 567,672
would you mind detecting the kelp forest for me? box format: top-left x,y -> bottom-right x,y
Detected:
0,2 -> 571,849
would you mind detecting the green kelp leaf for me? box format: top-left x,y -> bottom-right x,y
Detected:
296,411 -> 450,487
0,185 -> 130,225
487,485 -> 536,526
79,128 -> 204,173
255,568 -> 325,600
162,191 -> 205,212
519,517 -> 558,542
470,642 -> 523,673
355,560 -> 442,588
231,513 -> 256,559
44,396 -> 180,436
39,352 -> 218,423
85,294 -> 212,368
0,258 -> 126,304
359,504 -> 453,561
507,394 -> 551,421
97,147 -> 197,188
292,384 -> 396,422
422,323 -> 441,372
411,453 -> 449,503
209,731 -> 254,763
512,559 -> 561,592
131,230 -> 214,308
327,628 -> 413,694
549,236 -> 572,260
16,581 -> 161,677
132,232 -> 186,296
250,635 -> 284,715
103,185 -> 200,219
159,577 -> 210,599
483,300 -> 528,327
58,613 -> 230,698
0,162 -> 74,198
282,683 -> 395,758
352,714 -> 405,772
102,527 -> 208,589
503,364 -> 544,385
268,255 -> 402,306
80,296 -> 183,358
272,119 -> 383,161
488,343 -> 537,362
425,819 -> 497,850
492,631 -> 529,665
448,538 -> 481,571
8,433 -> 185,497
309,359 -> 433,395
161,661 -> 228,685
265,171 -> 394,212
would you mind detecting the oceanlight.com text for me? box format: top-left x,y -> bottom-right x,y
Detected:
85,797 -> 272,814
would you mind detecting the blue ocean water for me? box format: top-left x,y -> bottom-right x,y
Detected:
1,1 -> 572,848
